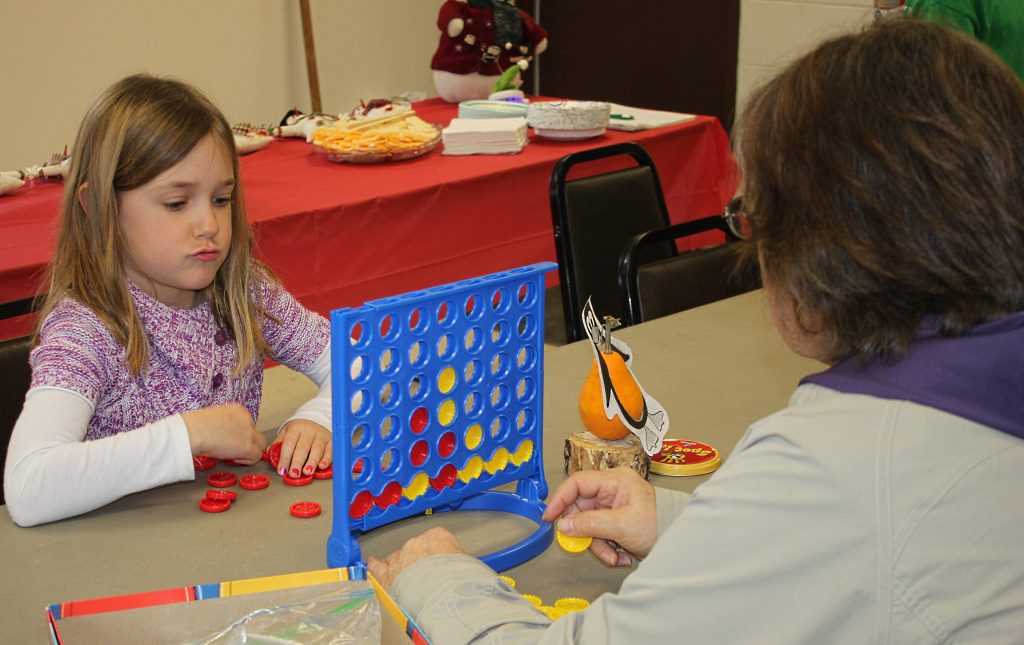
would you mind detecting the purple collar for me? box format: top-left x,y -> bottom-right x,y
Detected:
802,311 -> 1024,440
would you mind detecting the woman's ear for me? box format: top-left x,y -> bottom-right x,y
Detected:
77,182 -> 91,216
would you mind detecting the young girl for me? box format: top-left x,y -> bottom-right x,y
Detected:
4,75 -> 333,527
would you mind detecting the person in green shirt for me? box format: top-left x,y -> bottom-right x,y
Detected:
905,0 -> 1024,82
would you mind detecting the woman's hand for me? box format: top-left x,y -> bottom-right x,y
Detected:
275,419 -> 331,478
542,467 -> 658,566
183,403 -> 267,463
367,527 -> 466,590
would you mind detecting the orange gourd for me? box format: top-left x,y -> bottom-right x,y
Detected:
578,347 -> 644,441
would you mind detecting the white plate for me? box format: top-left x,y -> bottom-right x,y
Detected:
533,127 -> 606,141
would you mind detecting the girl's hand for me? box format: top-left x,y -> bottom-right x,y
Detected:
183,403 -> 267,463
276,419 -> 331,478
542,467 -> 658,567
367,527 -> 466,591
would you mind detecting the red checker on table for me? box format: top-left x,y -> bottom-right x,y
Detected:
199,498 -> 231,513
193,455 -> 218,471
313,465 -> 333,480
290,501 -> 322,518
283,473 -> 314,487
239,474 -> 270,490
266,442 -> 283,469
206,489 -> 238,502
206,472 -> 237,488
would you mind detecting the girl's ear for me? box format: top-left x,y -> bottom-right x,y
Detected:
77,182 -> 92,216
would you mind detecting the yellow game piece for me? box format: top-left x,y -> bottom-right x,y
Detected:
437,366 -> 457,394
458,456 -> 484,483
554,597 -> 590,613
402,472 -> 429,500
540,606 -> 567,620
556,529 -> 592,553
437,399 -> 456,426
499,575 -> 516,589
464,423 -> 483,450
521,594 -> 543,607
510,439 -> 534,466
484,447 -> 509,474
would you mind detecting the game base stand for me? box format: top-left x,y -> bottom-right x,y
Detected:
328,263 -> 557,571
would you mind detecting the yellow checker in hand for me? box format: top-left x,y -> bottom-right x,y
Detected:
555,529 -> 592,553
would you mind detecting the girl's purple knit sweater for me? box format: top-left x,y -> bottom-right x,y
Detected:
30,277 -> 329,440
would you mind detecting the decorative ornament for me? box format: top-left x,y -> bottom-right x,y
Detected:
1,147 -> 71,196
430,0 -> 548,103
577,299 -> 669,456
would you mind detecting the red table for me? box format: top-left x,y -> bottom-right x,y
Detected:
0,99 -> 737,340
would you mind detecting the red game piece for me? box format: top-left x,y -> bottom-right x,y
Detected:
206,489 -> 237,502
429,464 -> 457,491
313,465 -> 333,480
283,473 -> 314,487
410,440 -> 429,467
199,497 -> 230,513
193,455 -> 217,471
206,471 -> 237,488
349,491 -> 373,519
438,432 -> 456,459
266,442 -> 283,469
375,481 -> 402,509
290,501 -> 322,518
239,474 -> 270,490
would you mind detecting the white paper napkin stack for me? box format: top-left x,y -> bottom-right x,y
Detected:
442,117 -> 528,155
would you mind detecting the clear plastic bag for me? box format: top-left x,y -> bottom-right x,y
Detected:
188,584 -> 381,645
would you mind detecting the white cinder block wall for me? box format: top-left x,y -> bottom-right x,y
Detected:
737,0 -> 875,113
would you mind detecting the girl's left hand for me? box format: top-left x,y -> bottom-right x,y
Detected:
276,419 -> 331,478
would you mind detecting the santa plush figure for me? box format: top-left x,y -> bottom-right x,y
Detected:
431,0 -> 548,103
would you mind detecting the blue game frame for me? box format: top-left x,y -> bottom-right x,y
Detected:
327,263 -> 557,571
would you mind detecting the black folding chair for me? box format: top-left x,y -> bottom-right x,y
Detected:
549,142 -> 675,342
618,202 -> 760,326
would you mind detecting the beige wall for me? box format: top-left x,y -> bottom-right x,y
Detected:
737,0 -> 873,112
0,0 -> 438,171
2,1 -> 876,172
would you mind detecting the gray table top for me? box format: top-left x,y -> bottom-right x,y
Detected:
0,290 -> 822,643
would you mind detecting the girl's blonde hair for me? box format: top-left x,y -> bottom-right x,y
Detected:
37,74 -> 273,374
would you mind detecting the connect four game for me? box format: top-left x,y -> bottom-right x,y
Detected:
327,263 -> 557,571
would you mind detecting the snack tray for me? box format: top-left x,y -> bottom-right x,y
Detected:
314,125 -> 442,164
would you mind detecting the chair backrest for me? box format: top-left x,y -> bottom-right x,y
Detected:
549,142 -> 675,342
618,215 -> 761,326
1,296 -> 39,506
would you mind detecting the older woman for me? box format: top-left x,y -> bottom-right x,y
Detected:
368,20 -> 1024,644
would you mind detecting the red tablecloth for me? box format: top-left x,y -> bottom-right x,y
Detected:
0,99 -> 737,339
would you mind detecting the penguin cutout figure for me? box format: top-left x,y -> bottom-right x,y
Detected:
578,299 -> 669,456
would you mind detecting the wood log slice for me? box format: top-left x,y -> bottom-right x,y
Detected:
564,431 -> 650,480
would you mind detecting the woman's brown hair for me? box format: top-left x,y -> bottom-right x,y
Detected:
734,19 -> 1024,362
37,74 -> 273,374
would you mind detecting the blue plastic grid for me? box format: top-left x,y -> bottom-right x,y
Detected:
327,263 -> 556,571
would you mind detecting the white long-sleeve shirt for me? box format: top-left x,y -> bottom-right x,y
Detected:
4,346 -> 331,527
